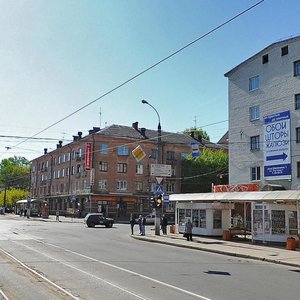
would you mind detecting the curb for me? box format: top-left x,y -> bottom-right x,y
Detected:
131,235 -> 300,268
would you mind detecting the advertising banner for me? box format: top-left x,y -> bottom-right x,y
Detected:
85,142 -> 92,170
263,111 -> 291,180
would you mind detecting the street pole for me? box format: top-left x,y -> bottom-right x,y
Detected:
142,100 -> 162,235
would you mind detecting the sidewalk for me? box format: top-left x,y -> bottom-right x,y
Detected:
132,228 -> 300,268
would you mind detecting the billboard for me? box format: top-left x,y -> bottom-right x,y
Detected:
263,110 -> 291,180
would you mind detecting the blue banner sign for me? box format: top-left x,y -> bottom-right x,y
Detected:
263,110 -> 291,180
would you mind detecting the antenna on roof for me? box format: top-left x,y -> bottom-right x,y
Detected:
99,107 -> 102,129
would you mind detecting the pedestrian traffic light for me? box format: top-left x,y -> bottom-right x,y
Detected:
156,194 -> 162,208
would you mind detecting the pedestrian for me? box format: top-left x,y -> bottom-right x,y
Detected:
138,215 -> 143,234
141,215 -> 146,236
161,214 -> 168,235
185,219 -> 193,241
56,210 -> 60,222
130,214 -> 135,235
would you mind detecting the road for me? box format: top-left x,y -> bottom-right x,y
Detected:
0,215 -> 300,300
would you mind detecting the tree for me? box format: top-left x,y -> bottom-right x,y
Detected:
183,127 -> 210,141
0,188 -> 29,207
181,148 -> 228,193
0,156 -> 31,190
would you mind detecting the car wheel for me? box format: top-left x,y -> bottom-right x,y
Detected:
89,222 -> 95,228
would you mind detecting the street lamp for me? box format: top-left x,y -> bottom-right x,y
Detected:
141,100 -> 162,164
141,99 -> 162,236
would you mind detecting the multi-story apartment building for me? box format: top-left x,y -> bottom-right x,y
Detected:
31,123 -> 211,219
225,36 -> 300,189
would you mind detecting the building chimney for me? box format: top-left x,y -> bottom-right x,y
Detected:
140,127 -> 147,138
78,132 -> 82,139
93,127 -> 100,133
44,148 -> 48,154
73,135 -> 79,141
59,140 -> 63,147
132,122 -> 139,131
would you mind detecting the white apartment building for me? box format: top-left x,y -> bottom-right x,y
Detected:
225,36 -> 300,189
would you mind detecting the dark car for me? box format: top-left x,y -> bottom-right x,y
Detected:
84,213 -> 114,228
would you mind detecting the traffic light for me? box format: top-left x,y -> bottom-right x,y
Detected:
150,196 -> 156,208
156,194 -> 163,208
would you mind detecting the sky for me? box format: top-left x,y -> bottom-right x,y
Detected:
0,0 -> 300,161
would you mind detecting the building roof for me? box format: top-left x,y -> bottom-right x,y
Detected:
95,124 -> 225,150
169,190 -> 300,202
224,35 -> 300,77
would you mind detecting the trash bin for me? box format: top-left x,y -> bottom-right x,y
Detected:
286,237 -> 296,250
170,225 -> 176,234
223,230 -> 231,241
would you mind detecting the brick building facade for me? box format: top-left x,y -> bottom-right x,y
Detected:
31,124 -> 214,220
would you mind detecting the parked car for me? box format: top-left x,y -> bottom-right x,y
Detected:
84,213 -> 114,228
135,214 -> 156,225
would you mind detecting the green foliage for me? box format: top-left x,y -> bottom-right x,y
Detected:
183,127 -> 210,141
181,148 -> 228,193
0,156 -> 30,190
0,188 -> 29,207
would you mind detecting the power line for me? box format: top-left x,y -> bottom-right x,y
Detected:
4,0 -> 265,158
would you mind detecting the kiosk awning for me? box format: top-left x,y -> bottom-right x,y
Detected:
169,190 -> 300,203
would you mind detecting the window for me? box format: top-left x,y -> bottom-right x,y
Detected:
251,166 -> 261,181
66,152 -> 70,161
166,151 -> 175,160
281,45 -> 288,56
200,210 -> 206,228
296,128 -> 300,143
262,54 -> 268,64
249,75 -> 259,91
166,183 -> 175,193
117,180 -> 127,191
250,135 -> 260,150
135,181 -> 143,191
294,60 -> 300,76
295,94 -> 300,110
249,105 -> 260,121
151,148 -> 158,159
117,145 -> 128,156
66,167 -> 70,176
99,179 -> 108,190
213,210 -> 222,229
136,164 -> 143,174
99,161 -> 108,172
100,144 -> 108,154
297,162 -> 300,177
117,163 -> 127,173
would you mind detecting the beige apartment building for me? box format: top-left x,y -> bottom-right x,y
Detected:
225,35 -> 300,189
31,124 -> 213,220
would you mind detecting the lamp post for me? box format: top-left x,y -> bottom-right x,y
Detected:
142,99 -> 162,235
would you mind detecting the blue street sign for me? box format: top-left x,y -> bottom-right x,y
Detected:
155,184 -> 164,194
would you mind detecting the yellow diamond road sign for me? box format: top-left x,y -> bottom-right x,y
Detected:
132,145 -> 146,162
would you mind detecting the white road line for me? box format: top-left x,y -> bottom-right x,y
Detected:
0,248 -> 79,300
0,289 -> 10,300
13,238 -> 212,300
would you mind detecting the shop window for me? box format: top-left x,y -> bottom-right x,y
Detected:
288,211 -> 298,235
213,210 -> 222,228
178,209 -> 185,226
200,210 -> 206,228
192,209 -> 199,227
271,210 -> 286,234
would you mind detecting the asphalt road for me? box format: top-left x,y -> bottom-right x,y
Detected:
1,215 -> 300,300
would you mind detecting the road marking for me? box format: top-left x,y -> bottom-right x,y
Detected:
12,238 -> 212,300
0,289 -> 9,300
0,248 -> 79,300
